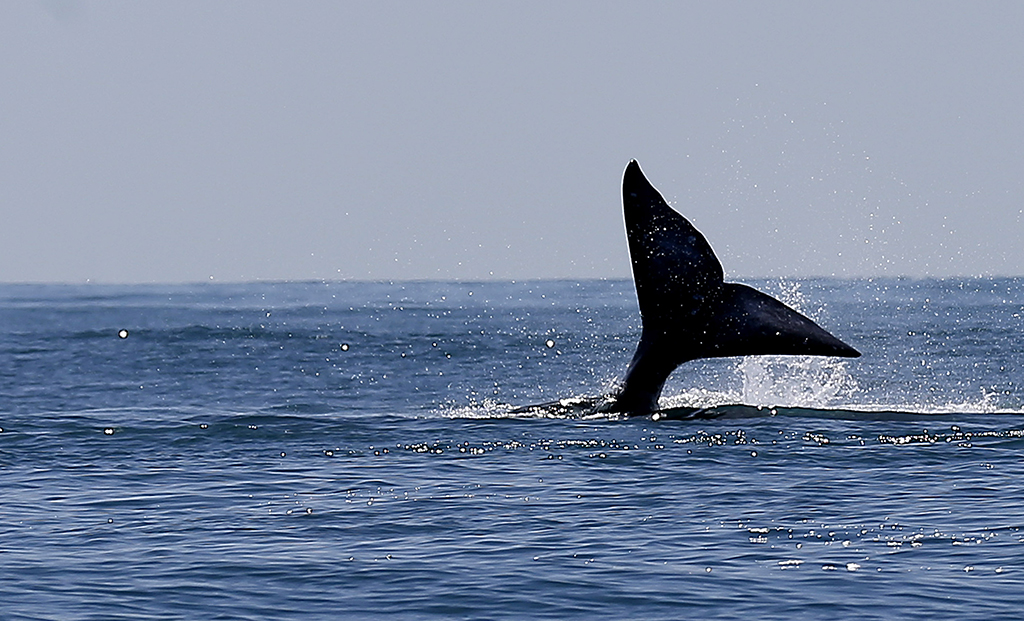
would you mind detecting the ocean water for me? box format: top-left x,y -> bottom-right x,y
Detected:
1,277 -> 1023,620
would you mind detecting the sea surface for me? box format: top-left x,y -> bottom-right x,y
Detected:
2,278 -> 1023,620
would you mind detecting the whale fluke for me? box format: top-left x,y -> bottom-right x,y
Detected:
610,160 -> 860,414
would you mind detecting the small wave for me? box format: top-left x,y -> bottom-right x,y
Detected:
654,403 -> 1024,422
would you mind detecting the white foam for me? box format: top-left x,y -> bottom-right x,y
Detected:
738,355 -> 858,408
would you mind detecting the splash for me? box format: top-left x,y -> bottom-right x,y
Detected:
737,355 -> 857,408
660,387 -> 740,410
442,396 -> 617,420
441,398 -> 518,419
934,389 -> 1021,415
865,388 -> 1024,416
764,278 -> 808,312
728,279 -> 858,408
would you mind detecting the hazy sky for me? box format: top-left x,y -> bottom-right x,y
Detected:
2,1 -> 1022,283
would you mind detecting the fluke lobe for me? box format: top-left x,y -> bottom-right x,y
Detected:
609,160 -> 859,414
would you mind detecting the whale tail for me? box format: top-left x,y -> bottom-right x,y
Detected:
611,160 -> 859,414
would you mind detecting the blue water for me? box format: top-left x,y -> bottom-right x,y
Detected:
2,278 -> 1023,620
